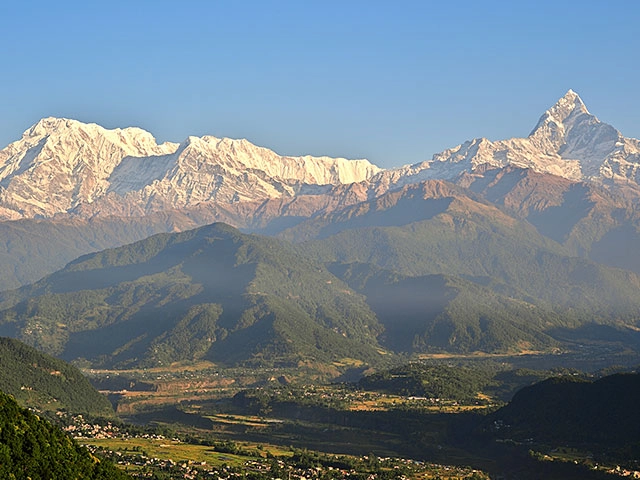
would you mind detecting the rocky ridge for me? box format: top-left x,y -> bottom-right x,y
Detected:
0,118 -> 380,220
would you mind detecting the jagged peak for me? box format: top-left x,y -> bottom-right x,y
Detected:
552,89 -> 589,116
543,90 -> 590,121
529,89 -> 592,138
180,135 -> 202,147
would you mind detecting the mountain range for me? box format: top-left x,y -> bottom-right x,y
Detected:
0,90 -> 639,292
1,91 -> 640,370
0,116 -> 379,220
419,89 -> 640,184
2,90 -> 639,223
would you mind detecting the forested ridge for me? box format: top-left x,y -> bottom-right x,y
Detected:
0,391 -> 128,479
0,336 -> 113,416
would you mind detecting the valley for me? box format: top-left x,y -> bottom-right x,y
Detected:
66,345 -> 635,477
1,90 -> 639,479
69,355 -> 638,479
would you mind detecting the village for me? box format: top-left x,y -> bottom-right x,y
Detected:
60,411 -> 489,480
57,407 -> 640,480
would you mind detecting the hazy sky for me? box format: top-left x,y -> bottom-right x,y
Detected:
1,1 -> 638,168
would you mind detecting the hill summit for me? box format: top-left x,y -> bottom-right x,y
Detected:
0,223 -> 384,369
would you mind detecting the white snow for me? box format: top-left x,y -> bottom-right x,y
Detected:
1,91 -> 639,220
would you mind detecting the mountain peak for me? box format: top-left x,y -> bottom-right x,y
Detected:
540,89 -> 588,120
553,89 -> 589,116
409,89 -> 640,185
528,89 -> 592,141
23,117 -> 79,137
21,117 -> 167,146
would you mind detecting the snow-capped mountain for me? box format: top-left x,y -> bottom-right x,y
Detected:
0,118 -> 380,219
104,135 -> 380,209
0,90 -> 638,221
0,118 -> 179,219
370,90 -> 640,190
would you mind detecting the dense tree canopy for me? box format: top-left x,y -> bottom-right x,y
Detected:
0,391 -> 129,479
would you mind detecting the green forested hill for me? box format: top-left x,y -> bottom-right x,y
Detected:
0,337 -> 113,416
0,391 -> 128,479
358,361 -> 553,402
293,182 -> 640,324
330,263 -> 560,353
488,373 -> 640,455
0,223 -> 384,369
2,212 -> 640,370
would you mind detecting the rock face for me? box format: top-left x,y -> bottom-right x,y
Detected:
0,119 -> 380,220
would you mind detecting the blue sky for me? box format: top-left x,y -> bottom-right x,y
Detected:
0,1 -> 638,168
